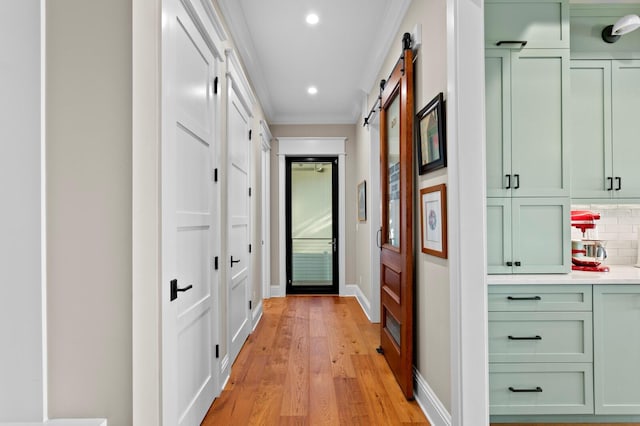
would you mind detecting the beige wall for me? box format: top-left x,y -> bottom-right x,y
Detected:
47,1 -> 132,425
353,0 -> 451,411
270,124 -> 358,289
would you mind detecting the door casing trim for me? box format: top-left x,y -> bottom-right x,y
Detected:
276,137 -> 346,297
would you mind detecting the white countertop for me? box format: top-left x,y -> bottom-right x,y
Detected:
488,265 -> 640,285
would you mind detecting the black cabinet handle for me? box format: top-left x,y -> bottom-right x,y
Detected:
514,261 -> 521,267
230,256 -> 241,267
507,296 -> 541,301
506,261 -> 513,267
616,176 -> 622,191
607,177 -> 614,191
513,174 -> 520,189
505,174 -> 511,189
509,386 -> 542,393
496,40 -> 528,47
170,279 -> 193,301
508,335 -> 542,340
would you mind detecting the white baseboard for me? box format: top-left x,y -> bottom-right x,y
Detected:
252,300 -> 263,331
345,284 -> 372,322
0,420 -> 107,426
269,285 -> 283,298
413,367 -> 451,426
220,354 -> 230,391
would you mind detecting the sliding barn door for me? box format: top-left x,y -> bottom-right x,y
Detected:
379,47 -> 414,399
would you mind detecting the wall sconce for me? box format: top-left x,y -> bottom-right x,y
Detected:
602,14 -> 640,43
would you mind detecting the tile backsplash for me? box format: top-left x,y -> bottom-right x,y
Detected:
571,204 -> 640,265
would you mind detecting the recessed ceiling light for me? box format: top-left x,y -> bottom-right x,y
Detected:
306,13 -> 319,25
307,86 -> 318,95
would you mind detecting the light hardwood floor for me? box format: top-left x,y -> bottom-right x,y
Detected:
202,296 -> 430,425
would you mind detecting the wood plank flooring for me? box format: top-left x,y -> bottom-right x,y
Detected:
202,296 -> 430,426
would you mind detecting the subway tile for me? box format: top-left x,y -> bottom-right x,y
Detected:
618,248 -> 638,257
606,240 -> 633,249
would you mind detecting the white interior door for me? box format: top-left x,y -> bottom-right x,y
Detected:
227,87 -> 252,364
161,0 -> 219,424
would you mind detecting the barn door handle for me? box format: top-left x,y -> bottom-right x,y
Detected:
377,228 -> 382,250
170,279 -> 193,301
230,256 -> 241,267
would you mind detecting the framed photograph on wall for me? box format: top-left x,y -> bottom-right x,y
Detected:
357,180 -> 366,222
416,92 -> 446,175
420,184 -> 447,258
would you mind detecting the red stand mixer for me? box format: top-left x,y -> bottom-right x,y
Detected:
571,210 -> 609,272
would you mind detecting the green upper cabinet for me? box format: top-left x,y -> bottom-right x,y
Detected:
593,285 -> 640,415
485,48 -> 570,197
485,0 -> 569,49
570,60 -> 640,199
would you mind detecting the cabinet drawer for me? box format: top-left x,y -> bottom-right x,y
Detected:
488,285 -> 592,311
485,0 -> 569,49
490,363 -> 594,415
489,312 -> 592,363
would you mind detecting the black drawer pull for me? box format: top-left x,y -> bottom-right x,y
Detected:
507,296 -> 541,301
496,40 -> 528,47
616,176 -> 622,191
509,386 -> 542,393
513,174 -> 520,189
508,335 -> 542,341
607,176 -> 614,191
505,174 -> 511,189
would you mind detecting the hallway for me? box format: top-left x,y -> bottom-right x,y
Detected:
203,296 -> 429,425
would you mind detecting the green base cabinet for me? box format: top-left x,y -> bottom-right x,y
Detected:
487,198 -> 571,274
571,60 -> 640,199
593,285 -> 640,415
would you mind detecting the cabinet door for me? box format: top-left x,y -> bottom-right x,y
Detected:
484,0 -> 569,49
511,49 -> 570,197
487,198 -> 513,274
486,49 -> 512,197
593,285 -> 640,415
570,61 -> 613,199
512,197 -> 570,274
612,60 -> 640,198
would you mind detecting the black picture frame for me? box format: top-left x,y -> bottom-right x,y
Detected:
416,92 -> 446,175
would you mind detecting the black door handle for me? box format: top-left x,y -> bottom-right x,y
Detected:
508,335 -> 542,340
509,386 -> 542,393
170,279 -> 193,301
230,256 -> 241,267
513,174 -> 520,189
607,177 -> 614,191
505,174 -> 511,189
615,176 -> 622,191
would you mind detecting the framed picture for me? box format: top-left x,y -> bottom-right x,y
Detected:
357,180 -> 366,222
416,92 -> 446,175
420,184 -> 447,258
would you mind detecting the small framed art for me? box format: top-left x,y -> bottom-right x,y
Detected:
416,92 -> 446,175
420,184 -> 447,258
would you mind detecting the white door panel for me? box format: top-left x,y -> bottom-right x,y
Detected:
227,88 -> 252,365
162,0 -> 219,424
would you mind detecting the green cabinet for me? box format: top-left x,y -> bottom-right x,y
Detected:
593,285 -> 640,415
486,49 -> 570,198
485,0 -> 569,49
571,60 -> 640,199
488,284 -> 593,416
487,198 -> 571,274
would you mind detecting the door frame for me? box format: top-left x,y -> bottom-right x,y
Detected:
276,137 -> 346,297
259,120 -> 272,300
285,156 -> 339,295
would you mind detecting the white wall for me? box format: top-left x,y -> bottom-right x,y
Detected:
0,0 -> 45,421
46,1 -> 132,425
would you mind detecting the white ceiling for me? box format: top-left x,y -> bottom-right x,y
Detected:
218,0 -> 412,125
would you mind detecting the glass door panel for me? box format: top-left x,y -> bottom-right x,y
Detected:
386,93 -> 401,248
